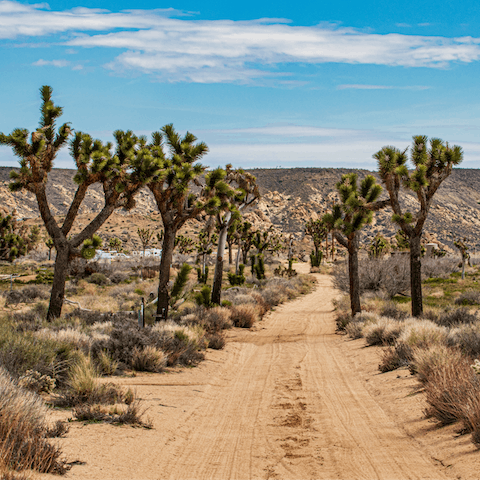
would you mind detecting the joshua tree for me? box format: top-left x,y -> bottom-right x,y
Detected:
195,219 -> 217,284
322,173 -> 387,316
0,210 -> 27,262
374,136 -> 463,317
369,233 -> 390,258
305,218 -> 327,267
211,165 -> 259,305
108,237 -> 122,252
453,236 -> 469,280
146,124 -> 225,319
0,86 -> 161,318
137,228 -> 154,257
238,220 -> 254,265
45,237 -> 54,260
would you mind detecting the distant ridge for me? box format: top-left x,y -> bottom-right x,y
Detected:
0,166 -> 478,250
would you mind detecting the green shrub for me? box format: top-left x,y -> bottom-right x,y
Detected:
86,273 -> 110,286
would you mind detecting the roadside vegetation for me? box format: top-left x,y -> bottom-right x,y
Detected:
334,254 -> 480,447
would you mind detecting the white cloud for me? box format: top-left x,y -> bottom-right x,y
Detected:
2,1 -> 480,83
33,58 -> 70,67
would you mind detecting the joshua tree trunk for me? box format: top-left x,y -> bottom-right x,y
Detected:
211,216 -> 230,305
227,239 -> 233,264
156,225 -> 176,320
409,234 -> 423,317
235,239 -> 242,274
47,245 -> 70,320
348,234 -> 361,316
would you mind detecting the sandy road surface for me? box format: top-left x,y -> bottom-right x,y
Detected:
51,270 -> 452,480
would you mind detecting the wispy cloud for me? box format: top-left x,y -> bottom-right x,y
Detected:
2,1 -> 480,83
337,84 -> 430,90
32,58 -> 70,67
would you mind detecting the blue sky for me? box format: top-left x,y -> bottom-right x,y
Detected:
1,0 -> 480,170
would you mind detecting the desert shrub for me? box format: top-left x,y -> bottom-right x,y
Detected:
380,301 -> 408,320
332,256 -> 410,298
154,329 -> 205,366
34,327 -> 94,351
201,307 -> 232,332
436,308 -> 478,328
177,306 -> 233,335
131,346 -> 166,372
423,353 -> 479,426
412,345 -> 463,384
397,319 -> 448,350
66,309 -> 134,326
363,317 -> 403,346
95,350 -> 118,376
5,286 -> 48,306
86,273 -> 110,286
4,291 -> 24,306
335,311 -> 352,332
108,271 -> 129,284
455,291 -> 480,306
45,421 -> 69,439
230,304 -> 258,328
0,321 -> 74,384
206,332 -> 226,350
422,257 -> 458,279
18,370 -> 55,394
447,323 -> 480,358
60,354 -> 127,407
378,342 -> 414,372
73,400 -> 151,428
0,367 -> 68,474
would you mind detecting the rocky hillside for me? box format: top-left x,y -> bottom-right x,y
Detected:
0,167 -> 479,251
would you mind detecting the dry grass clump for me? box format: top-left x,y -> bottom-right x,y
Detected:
0,367 -> 68,475
72,400 -> 151,428
412,345 -> 464,385
131,345 -> 167,372
435,307 -> 478,328
59,353 -> 127,406
447,323 -> 480,357
363,317 -> 404,346
423,353 -> 480,427
397,319 -> 449,350
230,304 -> 258,328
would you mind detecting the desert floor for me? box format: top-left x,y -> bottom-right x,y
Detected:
42,265 -> 480,480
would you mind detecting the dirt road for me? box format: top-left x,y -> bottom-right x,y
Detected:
53,271 -> 453,480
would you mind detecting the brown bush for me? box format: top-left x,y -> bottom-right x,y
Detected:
423,353 -> 480,427
0,367 -> 68,474
230,304 -> 258,328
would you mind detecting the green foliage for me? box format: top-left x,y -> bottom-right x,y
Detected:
196,266 -> 209,284
369,234 -> 390,258
81,234 -> 102,260
310,250 -> 323,267
175,235 -> 195,254
394,230 -> 410,251
253,254 -> 266,280
35,268 -> 54,284
194,285 -> 213,307
228,264 -> 246,286
108,237 -> 122,252
0,211 -> 27,262
170,263 -> 192,303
